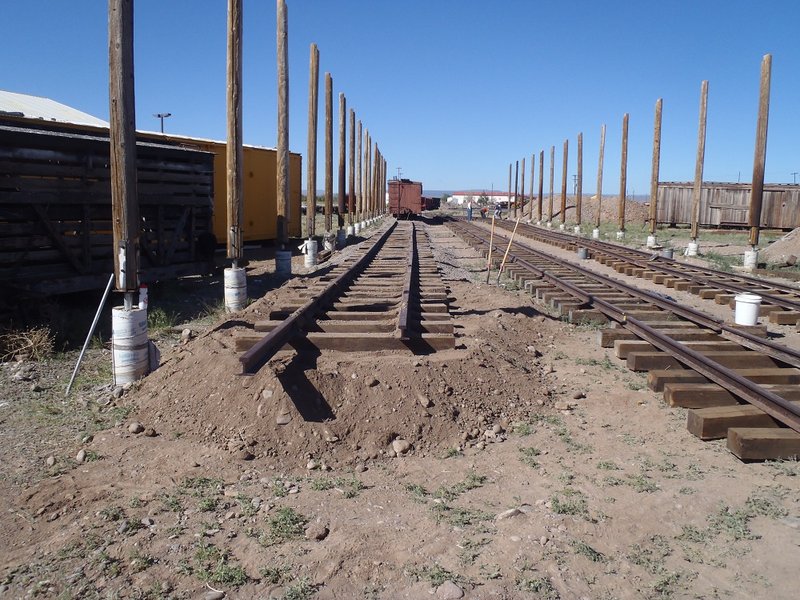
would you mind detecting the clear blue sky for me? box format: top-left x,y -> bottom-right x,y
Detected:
3,0 -> 799,194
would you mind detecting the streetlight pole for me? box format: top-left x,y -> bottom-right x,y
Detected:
153,112 -> 171,133
792,172 -> 798,184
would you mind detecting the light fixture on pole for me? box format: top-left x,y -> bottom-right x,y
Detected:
153,112 -> 172,133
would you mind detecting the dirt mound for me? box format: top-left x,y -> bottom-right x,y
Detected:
524,195 -> 649,227
761,227 -> 800,264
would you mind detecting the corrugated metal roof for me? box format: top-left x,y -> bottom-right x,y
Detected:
0,89 -> 108,128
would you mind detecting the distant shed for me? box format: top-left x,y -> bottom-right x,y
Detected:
656,182 -> 800,230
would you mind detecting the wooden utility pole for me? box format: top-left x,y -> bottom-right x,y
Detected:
560,139 -> 568,225
529,153 -> 535,219
749,54 -> 772,247
648,98 -> 663,235
576,132 -> 583,227
548,145 -> 555,223
690,82 -> 708,241
225,0 -> 243,262
618,113 -> 629,233
109,0 -> 139,300
276,0 -> 289,245
520,157 -> 526,218
372,144 -> 379,217
513,160 -> 519,219
305,43 -> 319,237
324,73 -> 333,232
364,130 -> 370,218
337,93 -> 346,222
537,150 -> 544,222
356,120 -> 362,221
595,124 -> 606,228
348,109 -> 355,224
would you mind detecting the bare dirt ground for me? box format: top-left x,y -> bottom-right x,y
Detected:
1,219 -> 799,600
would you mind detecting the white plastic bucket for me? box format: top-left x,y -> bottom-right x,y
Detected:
224,267 -> 247,312
573,225 -> 581,234
686,241 -> 699,256
577,247 -> 589,260
323,233 -> 336,251
734,293 -> 762,326
546,221 -> 552,228
646,235 -> 657,248
559,223 -> 565,231
304,239 -> 318,268
592,228 -> 600,239
616,230 -> 625,240
354,223 -> 361,234
112,306 -> 149,385
346,225 -> 354,237
275,250 -> 292,276
336,229 -> 346,248
660,248 -> 674,259
743,249 -> 758,270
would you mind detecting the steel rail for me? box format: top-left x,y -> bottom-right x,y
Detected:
397,222 -> 416,340
240,220 -> 397,374
447,220 -> 800,431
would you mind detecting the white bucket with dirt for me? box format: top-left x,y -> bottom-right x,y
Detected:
224,267 -> 247,312
275,250 -> 292,276
743,249 -> 758,271
646,235 -> 657,248
304,239 -> 318,268
734,293 -> 762,326
686,241 -> 699,256
354,223 -> 361,234
573,225 -> 581,234
616,230 -> 625,240
592,228 -> 600,239
112,306 -> 149,385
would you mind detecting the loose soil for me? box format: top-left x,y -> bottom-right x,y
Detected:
1,219 -> 798,600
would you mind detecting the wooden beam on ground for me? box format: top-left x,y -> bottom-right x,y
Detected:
688,405 -> 784,440
727,426 -> 800,460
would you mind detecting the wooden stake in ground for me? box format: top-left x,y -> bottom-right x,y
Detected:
348,108 -> 355,224
337,92 -> 346,224
305,43 -> 319,238
560,138 -> 568,225
225,0 -> 243,263
595,124 -> 606,229
537,150 -> 544,222
513,160 -> 519,219
108,0 -> 139,301
648,98 -> 663,236
618,113 -> 629,234
324,73 -> 333,233
486,214 -> 496,284
356,119 -> 362,221
520,157 -> 525,220
749,54 -> 772,248
576,132 -> 583,227
548,145 -> 555,223
497,218 -> 521,284
276,0 -> 289,246
690,81 -> 708,241
529,153 -> 535,219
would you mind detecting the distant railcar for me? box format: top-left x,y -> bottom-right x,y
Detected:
388,178 -> 425,217
422,196 -> 440,211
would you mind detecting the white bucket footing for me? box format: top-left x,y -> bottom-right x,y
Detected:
734,293 -> 762,326
646,235 -> 657,248
304,239 -> 318,268
573,225 -> 581,234
743,249 -> 758,270
112,306 -> 149,385
224,267 -> 247,312
616,230 -> 625,240
592,228 -> 600,239
275,250 -> 292,276
686,241 -> 699,257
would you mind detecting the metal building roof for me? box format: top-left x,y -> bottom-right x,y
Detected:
0,89 -> 108,128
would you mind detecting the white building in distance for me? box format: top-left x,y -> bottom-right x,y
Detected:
449,190 -> 529,207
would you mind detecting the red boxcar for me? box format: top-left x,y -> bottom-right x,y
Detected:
389,179 -> 424,217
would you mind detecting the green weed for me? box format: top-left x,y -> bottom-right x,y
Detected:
571,540 -> 605,562
519,447 -> 541,468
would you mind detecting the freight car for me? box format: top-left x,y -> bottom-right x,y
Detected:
422,196 -> 441,211
388,178 -> 425,218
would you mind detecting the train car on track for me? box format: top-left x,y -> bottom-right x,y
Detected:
388,178 -> 425,218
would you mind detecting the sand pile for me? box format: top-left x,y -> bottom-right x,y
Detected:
761,227 -> 800,264
523,195 -> 649,226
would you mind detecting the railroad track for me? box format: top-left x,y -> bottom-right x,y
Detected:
446,219 -> 800,461
485,219 -> 800,328
236,219 -> 454,374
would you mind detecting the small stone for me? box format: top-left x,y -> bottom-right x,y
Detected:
128,422 -> 144,434
392,439 -> 411,455
540,535 -> 549,546
276,413 -> 291,425
365,377 -> 379,387
143,427 -> 156,437
261,388 -> 274,400
304,523 -> 329,541
117,520 -> 129,534
491,424 -> 504,435
113,386 -> 124,399
354,463 -> 367,473
324,431 -> 339,443
572,391 -> 586,400
416,393 -> 432,408
180,328 -> 193,342
510,535 -> 521,542
544,363 -> 555,374
496,508 -> 523,521
238,450 -> 255,461
75,449 -> 86,463
30,383 -> 42,393
203,591 -> 225,600
307,459 -> 319,470
141,517 -> 154,527
81,434 -> 94,444
436,580 -> 464,599
45,456 -> 56,467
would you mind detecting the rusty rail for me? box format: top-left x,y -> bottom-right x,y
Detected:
397,222 -> 416,340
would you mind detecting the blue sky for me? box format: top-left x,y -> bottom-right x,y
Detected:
3,0 -> 799,194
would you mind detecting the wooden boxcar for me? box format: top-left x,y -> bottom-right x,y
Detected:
656,182 -> 800,229
388,179 -> 424,217
0,119 -> 215,295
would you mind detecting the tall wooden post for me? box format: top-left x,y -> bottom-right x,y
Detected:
337,92 -> 346,223
372,144 -> 379,217
749,54 -> 772,247
225,0 -> 243,263
348,109 -> 355,224
595,124 -> 606,228
690,81 -> 708,241
548,145 -> 555,223
507,163 -> 512,217
560,139 -> 568,225
324,73 -> 333,232
576,132 -> 583,227
529,153 -> 535,219
276,0 -> 289,246
364,130 -> 370,219
520,157 -> 525,219
513,160 -> 519,218
618,113 -> 629,233
356,120 -> 362,221
305,43 -> 319,237
537,150 -> 544,222
648,98 -> 663,235
109,0 -> 139,300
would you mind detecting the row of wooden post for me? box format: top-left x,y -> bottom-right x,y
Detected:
502,54 -> 772,247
